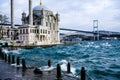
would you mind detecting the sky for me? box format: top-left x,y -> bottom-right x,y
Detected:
0,0 -> 120,32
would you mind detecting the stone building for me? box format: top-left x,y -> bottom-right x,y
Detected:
0,0 -> 60,46
18,1 -> 60,45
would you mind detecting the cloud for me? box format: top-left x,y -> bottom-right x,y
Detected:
0,0 -> 120,32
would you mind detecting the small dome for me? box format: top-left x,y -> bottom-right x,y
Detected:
33,5 -> 49,11
22,11 -> 26,15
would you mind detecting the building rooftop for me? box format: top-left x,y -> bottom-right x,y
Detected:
33,5 -> 49,11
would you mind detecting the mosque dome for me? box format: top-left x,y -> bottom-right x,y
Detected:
33,5 -> 49,11
33,0 -> 49,11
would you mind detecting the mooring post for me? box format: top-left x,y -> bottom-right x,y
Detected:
67,62 -> 71,73
1,52 -> 4,60
0,52 -> 1,59
48,59 -> 51,67
0,53 -> 3,59
12,55 -> 15,64
22,59 -> 26,69
81,67 -> 86,80
8,54 -> 11,64
0,47 -> 2,58
4,53 -> 7,62
17,57 -> 20,65
1,52 -> 4,59
56,64 -> 62,80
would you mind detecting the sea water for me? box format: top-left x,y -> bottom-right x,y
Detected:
6,40 -> 120,80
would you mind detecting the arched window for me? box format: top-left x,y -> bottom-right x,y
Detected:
20,29 -> 22,34
46,22 -> 48,26
26,29 -> 28,34
41,29 -> 42,33
50,23 -> 51,29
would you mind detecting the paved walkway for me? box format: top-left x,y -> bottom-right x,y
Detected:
0,59 -> 79,80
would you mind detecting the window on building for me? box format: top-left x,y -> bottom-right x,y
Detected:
11,32 -> 13,35
41,29 -> 42,33
37,29 -> 39,33
33,22 -> 35,25
50,23 -> 51,29
26,36 -> 28,40
20,36 -> 22,40
37,22 -> 41,25
23,29 -> 25,34
34,29 -> 35,33
31,29 -> 34,33
26,29 -> 28,34
23,36 -> 25,40
20,29 -> 22,34
48,31 -> 50,34
11,37 -> 13,40
34,29 -> 37,33
53,24 -> 55,30
30,29 -> 32,33
4,32 -> 6,35
46,22 -> 48,26
43,29 -> 44,33
32,29 -> 34,33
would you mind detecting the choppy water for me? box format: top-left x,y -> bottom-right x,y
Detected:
5,40 -> 120,80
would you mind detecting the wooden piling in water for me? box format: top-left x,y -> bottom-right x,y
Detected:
48,59 -> 51,67
16,57 -> 20,65
81,67 -> 86,80
1,52 -> 4,59
4,53 -> 7,62
56,64 -> 62,80
0,47 -> 2,58
0,52 -> 1,59
22,59 -> 26,69
12,55 -> 15,64
8,54 -> 11,64
3,53 -> 5,60
67,62 -> 71,73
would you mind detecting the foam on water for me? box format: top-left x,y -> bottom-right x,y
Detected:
2,49 -> 9,53
11,63 -> 22,67
39,66 -> 55,71
59,60 -> 76,74
10,50 -> 21,54
101,42 -> 112,47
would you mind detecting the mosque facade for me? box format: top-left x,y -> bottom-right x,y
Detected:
0,0 -> 60,46
18,1 -> 60,45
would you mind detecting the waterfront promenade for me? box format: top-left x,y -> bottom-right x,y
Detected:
0,60 -> 77,80
0,59 -> 79,80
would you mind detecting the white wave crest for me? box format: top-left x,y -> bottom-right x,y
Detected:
101,42 -> 111,47
59,60 -> 76,74
2,49 -> 9,53
10,50 -> 21,54
39,66 -> 55,71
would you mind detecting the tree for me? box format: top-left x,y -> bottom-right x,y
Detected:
0,14 -> 9,39
0,14 -> 9,24
0,14 -> 3,25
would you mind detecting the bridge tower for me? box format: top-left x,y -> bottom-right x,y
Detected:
93,20 -> 99,40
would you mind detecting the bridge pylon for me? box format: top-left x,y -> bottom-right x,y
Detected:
93,20 -> 99,40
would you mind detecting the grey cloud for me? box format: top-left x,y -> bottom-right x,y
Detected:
0,0 -> 120,32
